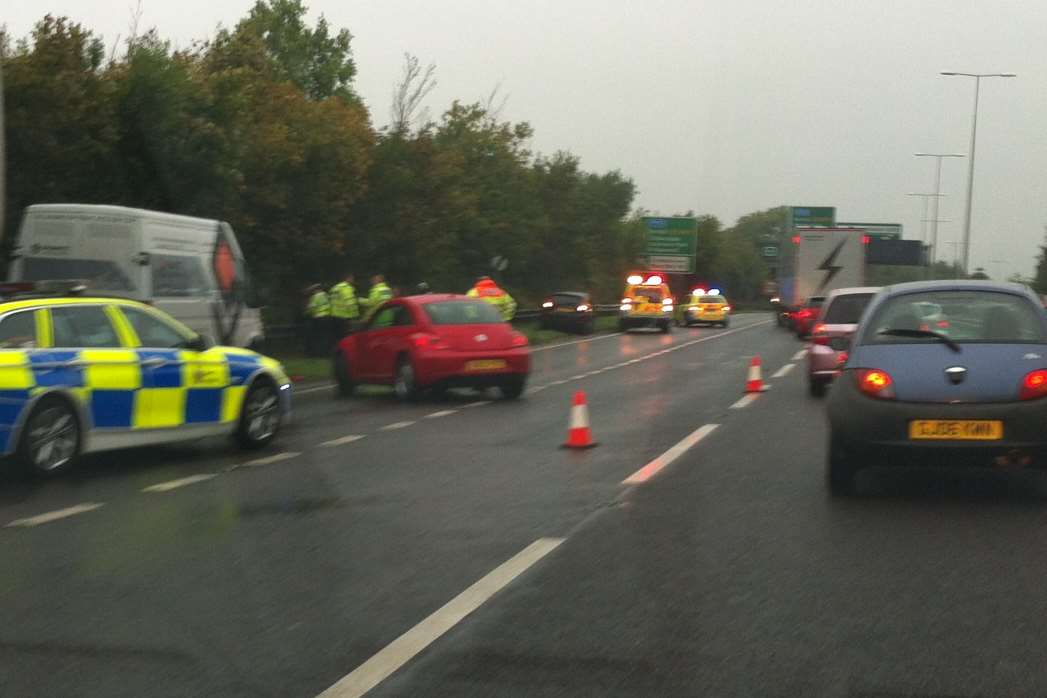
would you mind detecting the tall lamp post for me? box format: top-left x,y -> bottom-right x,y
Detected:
914,153 -> 964,273
906,192 -> 946,246
940,71 -> 1016,275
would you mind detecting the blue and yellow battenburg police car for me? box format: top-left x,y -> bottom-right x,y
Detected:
0,285 -> 291,476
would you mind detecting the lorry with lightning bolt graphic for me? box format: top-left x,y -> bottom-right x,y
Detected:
776,227 -> 867,311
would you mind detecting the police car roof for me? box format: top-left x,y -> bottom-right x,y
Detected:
0,296 -> 149,313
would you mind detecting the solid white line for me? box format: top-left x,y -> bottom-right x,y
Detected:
142,474 -> 217,493
317,537 -> 565,698
5,502 -> 105,528
622,424 -> 719,485
771,363 -> 795,379
730,393 -> 760,409
528,385 -> 547,393
792,349 -> 807,361
380,421 -> 415,431
320,435 -> 366,447
463,400 -> 492,408
570,374 -> 586,380
244,451 -> 301,467
424,410 -> 458,419
531,332 -> 624,352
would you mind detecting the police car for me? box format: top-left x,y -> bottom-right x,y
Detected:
0,283 -> 291,476
619,274 -> 674,333
682,288 -> 731,327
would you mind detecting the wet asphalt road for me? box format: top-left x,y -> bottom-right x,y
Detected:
6,313 -> 1047,697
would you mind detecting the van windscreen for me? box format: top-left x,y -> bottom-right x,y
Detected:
21,257 -> 135,292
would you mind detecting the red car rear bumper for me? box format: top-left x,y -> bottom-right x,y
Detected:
414,347 -> 531,387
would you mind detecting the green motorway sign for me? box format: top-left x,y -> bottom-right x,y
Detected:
789,206 -> 836,228
837,222 -> 903,240
643,217 -> 697,273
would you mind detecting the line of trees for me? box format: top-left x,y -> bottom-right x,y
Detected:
2,0 -> 786,320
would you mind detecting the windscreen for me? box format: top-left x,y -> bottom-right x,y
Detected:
863,290 -> 1046,344
424,300 -> 504,325
822,293 -> 873,324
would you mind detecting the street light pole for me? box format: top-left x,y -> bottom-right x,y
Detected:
941,71 -> 1016,275
914,153 -> 964,274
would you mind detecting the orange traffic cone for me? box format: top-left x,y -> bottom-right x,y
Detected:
563,390 -> 598,449
746,355 -> 767,393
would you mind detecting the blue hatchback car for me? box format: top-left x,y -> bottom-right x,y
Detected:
826,280 -> 1047,495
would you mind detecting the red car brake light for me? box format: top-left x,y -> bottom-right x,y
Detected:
856,368 -> 895,400
511,331 -> 529,347
1020,369 -> 1047,400
812,323 -> 829,344
411,332 -> 449,350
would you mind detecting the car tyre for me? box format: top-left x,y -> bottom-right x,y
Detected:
237,380 -> 282,450
827,432 -> 859,496
499,375 -> 527,399
393,357 -> 420,402
721,319 -> 730,328
17,397 -> 80,477
808,377 -> 828,398
580,318 -> 595,335
618,318 -> 629,333
334,353 -> 355,398
660,321 -> 671,334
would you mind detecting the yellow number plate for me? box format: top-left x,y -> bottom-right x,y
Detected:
909,420 -> 1003,441
465,359 -> 507,372
556,307 -> 574,313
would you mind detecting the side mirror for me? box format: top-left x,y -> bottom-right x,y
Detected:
187,333 -> 216,351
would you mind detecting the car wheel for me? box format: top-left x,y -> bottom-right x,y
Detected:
17,397 -> 80,477
721,319 -> 730,328
660,321 -> 671,334
827,432 -> 859,496
334,352 -> 355,398
539,317 -> 550,330
237,380 -> 282,449
499,375 -> 526,399
393,357 -> 420,402
581,319 -> 595,335
618,319 -> 629,332
808,377 -> 828,398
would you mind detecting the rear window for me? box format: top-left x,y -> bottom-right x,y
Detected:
699,295 -> 724,304
553,293 -> 584,305
21,257 -> 135,292
628,287 -> 664,303
863,290 -> 1046,345
822,293 -> 874,324
806,296 -> 825,308
423,301 -> 504,325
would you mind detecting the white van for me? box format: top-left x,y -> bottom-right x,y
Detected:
8,204 -> 265,348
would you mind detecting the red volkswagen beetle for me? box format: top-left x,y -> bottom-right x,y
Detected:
333,295 -> 531,400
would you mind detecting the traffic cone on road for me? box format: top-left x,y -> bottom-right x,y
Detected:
745,356 -> 767,393
563,390 -> 598,449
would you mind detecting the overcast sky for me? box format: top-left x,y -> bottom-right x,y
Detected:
8,0 -> 1047,277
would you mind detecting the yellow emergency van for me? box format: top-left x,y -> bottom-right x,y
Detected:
619,274 -> 674,333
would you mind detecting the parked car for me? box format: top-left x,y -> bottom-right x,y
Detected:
334,295 -> 531,400
792,295 -> 825,338
0,285 -> 290,477
806,287 -> 880,397
826,280 -> 1047,495
540,292 -> 595,334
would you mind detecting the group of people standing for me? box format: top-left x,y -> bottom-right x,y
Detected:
302,274 -> 517,356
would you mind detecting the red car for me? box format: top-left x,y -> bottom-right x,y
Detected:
791,295 -> 826,339
333,295 -> 531,400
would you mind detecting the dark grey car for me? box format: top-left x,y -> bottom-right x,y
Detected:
826,280 -> 1047,495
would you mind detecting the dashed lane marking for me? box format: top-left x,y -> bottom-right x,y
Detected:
142,474 -> 218,493
730,393 -> 761,409
244,451 -> 301,467
424,410 -> 458,419
622,424 -> 719,485
380,421 -> 415,431
320,435 -> 367,447
318,537 -> 565,698
792,349 -> 807,361
5,502 -> 105,528
772,363 -> 795,379
463,401 -> 492,408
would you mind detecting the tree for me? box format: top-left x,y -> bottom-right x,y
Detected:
390,53 -> 436,135
1033,227 -> 1047,294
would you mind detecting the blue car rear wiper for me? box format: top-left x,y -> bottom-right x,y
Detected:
878,328 -> 961,353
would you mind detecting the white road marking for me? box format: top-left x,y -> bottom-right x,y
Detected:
320,435 -> 367,447
5,502 -> 105,528
792,349 -> 807,361
318,537 -> 565,698
424,410 -> 458,419
380,421 -> 415,431
293,383 -> 335,395
529,385 -> 547,393
549,380 -> 569,386
730,393 -> 760,409
570,374 -> 586,380
622,424 -> 719,485
771,363 -> 795,379
244,451 -> 301,467
142,474 -> 217,493
463,400 -> 492,408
